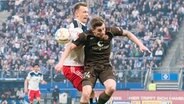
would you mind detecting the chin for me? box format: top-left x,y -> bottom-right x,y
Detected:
82,20 -> 88,23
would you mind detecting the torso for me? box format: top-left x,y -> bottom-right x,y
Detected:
73,27 -> 123,66
27,71 -> 43,90
63,19 -> 87,66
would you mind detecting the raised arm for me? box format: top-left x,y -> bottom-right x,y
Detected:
123,30 -> 151,53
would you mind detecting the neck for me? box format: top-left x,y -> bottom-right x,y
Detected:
74,18 -> 86,26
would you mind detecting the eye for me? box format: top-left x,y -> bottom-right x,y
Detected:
97,29 -> 102,32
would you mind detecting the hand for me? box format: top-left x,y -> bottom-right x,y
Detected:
55,63 -> 63,73
41,80 -> 47,84
139,45 -> 151,53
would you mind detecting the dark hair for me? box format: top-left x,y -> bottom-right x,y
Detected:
73,2 -> 87,14
90,16 -> 105,29
32,63 -> 39,67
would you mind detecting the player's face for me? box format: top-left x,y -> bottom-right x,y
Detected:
92,23 -> 106,39
75,6 -> 89,24
33,65 -> 40,72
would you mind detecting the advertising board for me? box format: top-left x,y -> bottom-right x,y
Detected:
95,90 -> 184,104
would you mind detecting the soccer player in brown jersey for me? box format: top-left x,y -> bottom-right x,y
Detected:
59,16 -> 151,104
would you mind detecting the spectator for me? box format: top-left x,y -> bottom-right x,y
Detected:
1,93 -> 8,104
52,85 -> 60,104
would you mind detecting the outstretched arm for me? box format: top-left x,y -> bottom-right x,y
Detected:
41,80 -> 47,84
123,30 -> 151,53
55,42 -> 77,72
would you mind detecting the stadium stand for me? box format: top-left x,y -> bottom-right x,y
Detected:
0,0 -> 184,103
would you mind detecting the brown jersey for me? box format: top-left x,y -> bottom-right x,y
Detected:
72,27 -> 123,66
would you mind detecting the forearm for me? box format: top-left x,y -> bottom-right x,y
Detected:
59,42 -> 76,64
125,30 -> 144,47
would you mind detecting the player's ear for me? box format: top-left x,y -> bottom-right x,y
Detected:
91,27 -> 96,33
75,10 -> 79,17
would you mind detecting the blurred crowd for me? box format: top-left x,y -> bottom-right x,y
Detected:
0,0 -> 184,102
0,0 -> 184,82
0,88 -> 24,104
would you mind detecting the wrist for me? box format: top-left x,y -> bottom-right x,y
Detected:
138,43 -> 144,47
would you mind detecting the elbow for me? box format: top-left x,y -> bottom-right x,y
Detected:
126,31 -> 133,38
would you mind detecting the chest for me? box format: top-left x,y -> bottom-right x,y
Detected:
31,76 -> 41,81
85,36 -> 111,50
29,73 -> 42,81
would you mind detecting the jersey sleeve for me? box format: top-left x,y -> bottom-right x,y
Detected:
72,33 -> 86,46
109,27 -> 124,36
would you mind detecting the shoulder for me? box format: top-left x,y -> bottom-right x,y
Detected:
28,71 -> 43,76
68,20 -> 77,29
28,71 -> 34,75
38,72 -> 43,76
68,19 -> 81,29
72,30 -> 91,45
68,23 -> 74,29
107,27 -> 123,33
78,30 -> 90,38
106,27 -> 123,37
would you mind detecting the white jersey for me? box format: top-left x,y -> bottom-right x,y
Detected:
26,71 -> 43,90
63,19 -> 86,66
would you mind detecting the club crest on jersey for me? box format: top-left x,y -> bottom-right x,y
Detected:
97,41 -> 104,47
92,41 -> 109,51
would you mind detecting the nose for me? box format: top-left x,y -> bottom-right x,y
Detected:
102,30 -> 106,35
86,13 -> 89,17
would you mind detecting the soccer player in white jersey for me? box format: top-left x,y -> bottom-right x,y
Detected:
24,63 -> 47,104
55,2 -> 88,92
55,2 -> 96,104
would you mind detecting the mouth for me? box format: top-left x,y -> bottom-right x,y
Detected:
83,17 -> 88,21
